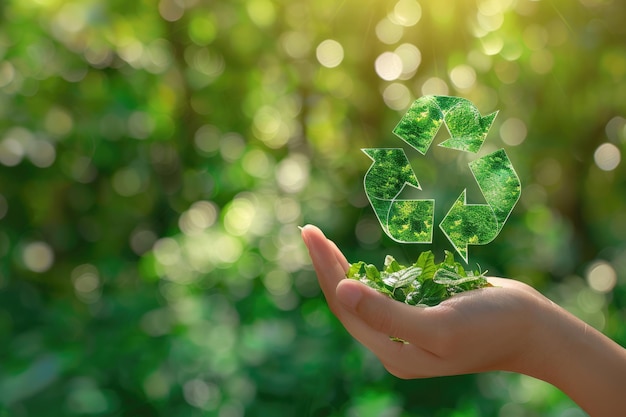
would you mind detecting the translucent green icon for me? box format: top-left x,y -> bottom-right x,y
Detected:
363,95 -> 521,262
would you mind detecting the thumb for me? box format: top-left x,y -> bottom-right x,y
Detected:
335,279 -> 439,344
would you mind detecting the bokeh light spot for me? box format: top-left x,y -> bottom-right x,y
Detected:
395,43 -> 421,78
158,0 -> 184,22
275,154 -> 310,193
130,229 -> 158,255
375,52 -> 403,81
224,197 -> 256,237
421,77 -> 449,96
605,116 -> 626,142
586,261 -> 617,293
523,25 -> 549,50
71,264 -> 101,304
242,148 -> 273,179
140,308 -> 171,337
280,31 -> 311,59
274,197 -> 301,224
188,14 -> 217,46
128,111 -> 155,139
594,143 -> 621,171
22,241 -> 54,273
376,18 -> 404,44
66,379 -> 111,414
220,133 -> 246,162
529,49 -> 554,74
478,0 -> 514,16
212,234 -> 244,266
112,167 -> 143,196
54,2 -> 87,33
247,0 -> 276,28
500,118 -> 527,146
383,83 -> 411,110
392,0 -> 422,27
252,106 -> 290,149
143,39 -> 173,74
183,379 -> 221,410
476,11 -> 504,32
263,270 -> 292,296
0,62 -> 15,88
143,371 -> 170,400
194,124 -> 220,155
44,106 -> 73,137
153,238 -> 181,267
316,40 -> 344,68
0,137 -> 25,166
467,49 -> 493,72
481,33 -> 504,56
27,140 -> 56,168
449,64 -> 477,90
179,201 -> 218,236
500,41 -> 523,61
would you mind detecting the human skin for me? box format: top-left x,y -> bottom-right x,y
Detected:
301,224 -> 626,417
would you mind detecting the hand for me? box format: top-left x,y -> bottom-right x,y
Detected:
300,224 -> 551,378
301,224 -> 626,416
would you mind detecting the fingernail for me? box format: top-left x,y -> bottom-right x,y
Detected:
300,226 -> 309,246
337,282 -> 363,310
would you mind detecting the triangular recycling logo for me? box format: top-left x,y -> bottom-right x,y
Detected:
363,95 -> 521,262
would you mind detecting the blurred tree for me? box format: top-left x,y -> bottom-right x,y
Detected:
0,0 -> 624,416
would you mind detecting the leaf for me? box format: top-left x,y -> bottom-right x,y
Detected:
408,279 -> 449,306
383,255 -> 403,273
433,268 -> 484,285
413,251 -> 436,282
382,266 -> 422,289
443,250 -> 456,266
347,261 -> 365,279
365,264 -> 381,282
347,250 -> 490,307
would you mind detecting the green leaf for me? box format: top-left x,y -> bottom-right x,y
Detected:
414,251 -> 436,282
365,264 -> 381,282
382,266 -> 422,290
443,250 -> 456,266
383,255 -> 403,273
433,268 -> 482,285
347,250 -> 490,308
408,279 -> 449,306
347,261 -> 365,279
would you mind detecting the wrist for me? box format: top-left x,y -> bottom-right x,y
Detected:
514,300 -> 626,416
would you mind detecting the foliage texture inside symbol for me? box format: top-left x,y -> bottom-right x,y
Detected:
362,95 -> 521,263
351,96 -> 520,310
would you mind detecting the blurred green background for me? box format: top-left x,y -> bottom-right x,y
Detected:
0,0 -> 625,416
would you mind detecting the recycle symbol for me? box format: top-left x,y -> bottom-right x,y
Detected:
363,95 -> 521,262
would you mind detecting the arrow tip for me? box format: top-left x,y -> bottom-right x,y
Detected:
438,105 -> 498,154
439,190 -> 499,262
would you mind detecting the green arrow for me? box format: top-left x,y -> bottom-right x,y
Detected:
392,95 -> 497,155
440,149 -> 521,262
362,148 -> 434,243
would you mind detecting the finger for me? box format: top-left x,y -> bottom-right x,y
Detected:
336,279 -> 443,350
300,225 -> 348,308
301,226 -> 456,376
335,281 -> 448,376
300,226 -> 413,350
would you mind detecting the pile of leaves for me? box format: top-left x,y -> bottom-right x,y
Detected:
346,251 -> 491,307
